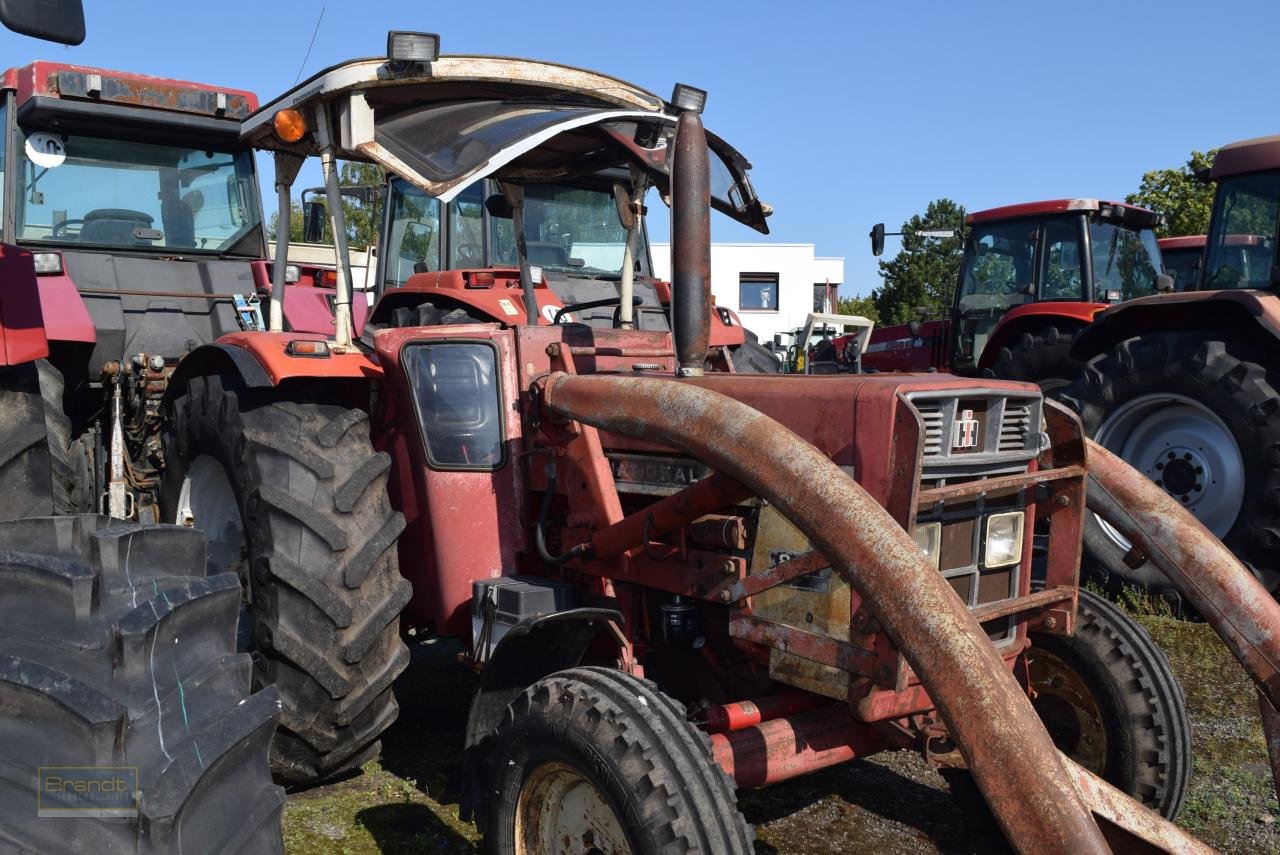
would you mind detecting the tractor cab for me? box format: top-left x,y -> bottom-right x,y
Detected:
779,312 -> 874,374
863,199 -> 1167,389
1196,137 -> 1280,290
243,45 -> 770,366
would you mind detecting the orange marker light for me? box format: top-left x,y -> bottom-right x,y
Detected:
273,108 -> 307,143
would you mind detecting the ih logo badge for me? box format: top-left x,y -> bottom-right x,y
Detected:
954,409 -> 980,450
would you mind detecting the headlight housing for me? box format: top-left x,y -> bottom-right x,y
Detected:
984,511 -> 1025,568
912,521 -> 942,569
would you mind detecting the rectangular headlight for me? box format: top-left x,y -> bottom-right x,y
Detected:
912,521 -> 942,569
32,252 -> 62,275
984,511 -> 1025,568
388,31 -> 440,63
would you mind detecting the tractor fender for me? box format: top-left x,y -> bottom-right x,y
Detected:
977,302 -> 1097,369
460,606 -> 623,819
167,333 -> 381,400
0,244 -> 50,366
1070,289 -> 1280,363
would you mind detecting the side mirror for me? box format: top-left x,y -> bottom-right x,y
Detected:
613,183 -> 636,230
0,0 -> 84,44
485,193 -> 513,220
870,223 -> 886,257
302,201 -> 327,244
1155,273 -> 1175,293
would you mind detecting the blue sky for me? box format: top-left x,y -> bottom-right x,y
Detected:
4,0 -> 1278,296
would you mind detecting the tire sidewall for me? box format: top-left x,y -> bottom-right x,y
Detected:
1068,331 -> 1276,589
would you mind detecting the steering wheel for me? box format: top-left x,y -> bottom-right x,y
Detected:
454,242 -> 482,264
51,219 -> 85,237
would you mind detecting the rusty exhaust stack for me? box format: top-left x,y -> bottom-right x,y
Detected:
540,374 -> 1108,853
671,110 -> 712,377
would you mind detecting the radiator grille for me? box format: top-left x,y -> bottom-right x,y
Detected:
999,403 -> 1033,452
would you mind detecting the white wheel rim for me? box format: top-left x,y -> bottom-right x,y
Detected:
1094,393 -> 1245,550
175,455 -> 245,573
515,761 -> 632,855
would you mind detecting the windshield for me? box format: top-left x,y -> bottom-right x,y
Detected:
955,220 -> 1036,365
16,132 -> 261,254
1089,222 -> 1162,301
1161,247 -> 1200,291
1203,173 -> 1280,289
490,182 -> 647,278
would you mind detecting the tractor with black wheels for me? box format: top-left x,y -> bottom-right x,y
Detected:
1065,133 -> 1280,596
0,47 -> 399,788
864,199 -> 1171,393
0,5 -> 283,851
201,36 -> 1213,852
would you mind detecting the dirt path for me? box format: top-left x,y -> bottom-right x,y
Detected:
284,618 -> 1278,854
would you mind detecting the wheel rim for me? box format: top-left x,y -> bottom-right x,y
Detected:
175,455 -> 250,648
1094,393 -> 1245,551
1028,648 -> 1108,774
515,761 -> 632,855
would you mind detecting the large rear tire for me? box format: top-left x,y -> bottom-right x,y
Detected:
0,515 -> 284,853
1062,330 -> 1280,592
0,359 -> 87,519
481,666 -> 753,855
985,325 -> 1081,395
161,375 -> 411,786
1027,590 -> 1192,818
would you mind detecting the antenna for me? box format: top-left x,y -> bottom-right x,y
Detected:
293,5 -> 326,85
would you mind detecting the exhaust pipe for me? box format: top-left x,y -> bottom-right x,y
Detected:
671,110 -> 711,377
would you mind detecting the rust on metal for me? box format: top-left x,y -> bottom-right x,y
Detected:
541,372 -> 1109,853
967,585 -> 1075,625
586,471 -> 751,561
709,704 -> 887,788
1063,756 -> 1215,855
1260,692 -> 1280,805
1085,438 -> 1280,708
670,111 -> 712,375
915,464 -> 1085,507
728,614 -> 876,675
728,549 -> 830,601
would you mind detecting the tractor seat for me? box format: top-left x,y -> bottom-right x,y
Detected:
79,208 -> 156,245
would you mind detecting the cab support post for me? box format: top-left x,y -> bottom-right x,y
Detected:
269,151 -> 304,333
312,104 -> 355,350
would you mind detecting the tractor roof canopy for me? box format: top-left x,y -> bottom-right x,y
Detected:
967,198 -> 1159,229
244,54 -> 769,233
1211,134 -> 1280,180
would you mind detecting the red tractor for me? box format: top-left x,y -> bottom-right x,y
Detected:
864,199 -> 1170,392
1066,134 -> 1280,594
168,36 -> 1211,851
0,3 -> 284,852
1157,234 -> 1204,291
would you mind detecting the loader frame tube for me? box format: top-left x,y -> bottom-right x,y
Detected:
540,373 -> 1108,854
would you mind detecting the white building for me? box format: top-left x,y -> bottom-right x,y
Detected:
650,243 -> 844,345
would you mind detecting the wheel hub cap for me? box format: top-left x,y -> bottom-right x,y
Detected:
516,761 -> 631,855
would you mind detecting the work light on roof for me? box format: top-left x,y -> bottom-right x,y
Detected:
388,31 -> 440,63
670,83 -> 707,115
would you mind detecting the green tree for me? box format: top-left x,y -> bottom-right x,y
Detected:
836,294 -> 879,324
1126,149 -> 1218,237
265,161 -> 386,249
870,198 -> 965,326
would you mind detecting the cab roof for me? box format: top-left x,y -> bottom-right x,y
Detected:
1211,135 -> 1280,180
1158,235 -> 1205,251
1,61 -> 257,117
966,199 -> 1155,225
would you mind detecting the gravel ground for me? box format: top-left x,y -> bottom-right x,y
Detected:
283,616 -> 1278,854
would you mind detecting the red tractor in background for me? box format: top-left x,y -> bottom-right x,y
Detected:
1158,234 -> 1204,291
1066,133 -> 1280,595
863,199 -> 1171,392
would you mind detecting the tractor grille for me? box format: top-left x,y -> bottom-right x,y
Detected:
906,390 -> 1043,476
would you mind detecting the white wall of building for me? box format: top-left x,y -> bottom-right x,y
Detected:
650,242 -> 844,345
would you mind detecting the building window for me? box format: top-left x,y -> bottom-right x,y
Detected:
813,283 -> 832,312
739,273 -> 779,311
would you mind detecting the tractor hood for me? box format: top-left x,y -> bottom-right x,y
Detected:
243,55 -> 770,233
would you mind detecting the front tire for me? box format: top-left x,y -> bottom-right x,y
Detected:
1062,331 -> 1280,591
0,359 -> 86,518
481,667 -> 753,855
162,375 -> 411,786
1027,590 -> 1192,818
